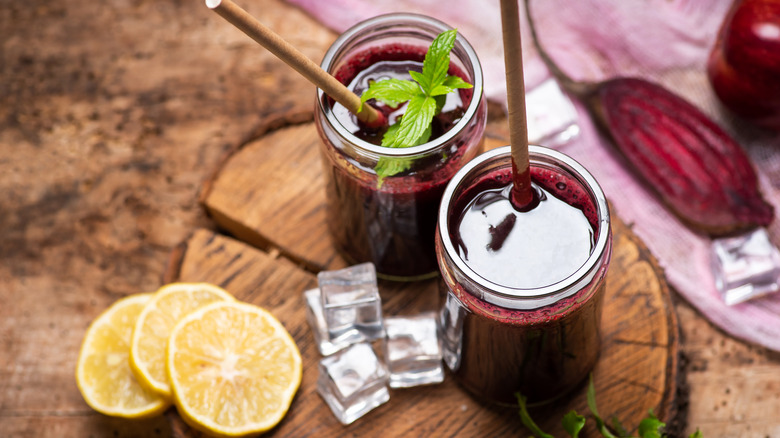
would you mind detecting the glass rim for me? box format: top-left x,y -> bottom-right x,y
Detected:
437,145 -> 611,306
317,12 -> 484,158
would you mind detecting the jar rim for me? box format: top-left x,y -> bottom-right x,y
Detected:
437,145 -> 611,308
317,12 -> 484,158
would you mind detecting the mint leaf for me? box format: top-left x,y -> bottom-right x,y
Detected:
430,84 -> 455,97
375,156 -> 412,187
562,411 -> 586,438
380,119 -> 402,148
518,375 -> 701,438
587,375 -> 618,438
380,116 -> 432,152
638,410 -> 665,438
409,70 -> 428,91
374,121 -> 430,186
360,78 -> 419,108
434,94 -> 447,113
611,417 -> 630,437
386,94 -> 437,148
359,28 -> 473,184
428,75 -> 474,97
443,74 -> 473,89
586,374 -> 600,417
516,393 -> 554,438
421,29 -> 458,92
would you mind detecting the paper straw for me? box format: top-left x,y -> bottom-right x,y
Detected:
206,0 -> 383,126
500,0 -> 534,208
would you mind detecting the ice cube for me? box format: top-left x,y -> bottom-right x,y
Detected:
318,263 -> 384,343
525,78 -> 580,148
711,228 -> 780,305
384,312 -> 443,388
304,288 -> 359,356
317,342 -> 390,425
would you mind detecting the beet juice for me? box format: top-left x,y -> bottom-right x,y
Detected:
315,13 -> 486,281
436,146 -> 612,405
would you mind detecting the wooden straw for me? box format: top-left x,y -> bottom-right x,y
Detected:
206,0 -> 383,126
500,0 -> 534,209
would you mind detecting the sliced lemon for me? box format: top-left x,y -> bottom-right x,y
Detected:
167,301 -> 302,437
130,282 -> 235,399
75,293 -> 170,418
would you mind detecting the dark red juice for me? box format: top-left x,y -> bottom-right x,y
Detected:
331,44 -> 471,145
320,43 -> 482,279
445,165 -> 606,404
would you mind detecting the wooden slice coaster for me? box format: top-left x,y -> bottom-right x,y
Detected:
164,215 -> 679,436
198,113 -> 344,274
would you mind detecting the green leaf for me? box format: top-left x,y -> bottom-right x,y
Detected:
434,94 -> 447,114
381,118 -> 431,149
516,393 -> 554,438
409,70 -> 427,90
356,28 -> 471,182
638,410 -> 665,438
417,122 -> 432,145
373,121 -> 428,186
430,84 -> 455,97
385,94 -> 437,148
380,119 -> 402,147
586,376 -> 618,438
611,417 -> 630,438
562,410 -> 586,438
421,28 -> 457,93
375,156 -> 412,187
443,74 -> 474,90
522,374 -> 702,438
586,374 -> 600,417
360,78 -> 419,108
688,428 -> 703,438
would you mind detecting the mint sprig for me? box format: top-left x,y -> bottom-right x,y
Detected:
359,29 -> 473,184
562,410 -> 587,438
516,376 -> 704,438
516,393 -> 554,438
587,375 -> 618,438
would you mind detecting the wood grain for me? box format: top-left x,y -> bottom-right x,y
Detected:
10,0 -> 777,436
164,213 -> 678,437
201,120 -> 345,274
193,117 -> 680,436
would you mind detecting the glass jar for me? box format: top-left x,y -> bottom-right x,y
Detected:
315,13 -> 487,281
436,146 -> 612,405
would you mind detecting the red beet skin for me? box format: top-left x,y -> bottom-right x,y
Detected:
597,77 -> 774,235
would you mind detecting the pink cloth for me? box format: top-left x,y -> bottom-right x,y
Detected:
287,0 -> 780,351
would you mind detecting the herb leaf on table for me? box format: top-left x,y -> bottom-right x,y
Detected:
587,375 -> 618,437
637,410 -> 665,438
517,375 -> 704,437
562,410 -> 586,437
516,393 -> 554,438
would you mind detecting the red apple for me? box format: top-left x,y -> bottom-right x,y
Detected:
707,0 -> 780,130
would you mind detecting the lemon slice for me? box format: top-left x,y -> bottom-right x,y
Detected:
75,293 -> 170,418
168,301 -> 302,437
130,282 -> 235,399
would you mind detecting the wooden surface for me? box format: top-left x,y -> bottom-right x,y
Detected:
3,0 -> 780,436
163,216 -> 678,437
195,116 -> 681,437
199,113 -> 343,273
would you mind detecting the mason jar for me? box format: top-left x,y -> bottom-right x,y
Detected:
315,13 -> 487,281
436,145 -> 612,404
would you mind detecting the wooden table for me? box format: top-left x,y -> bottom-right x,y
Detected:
2,0 -> 780,437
